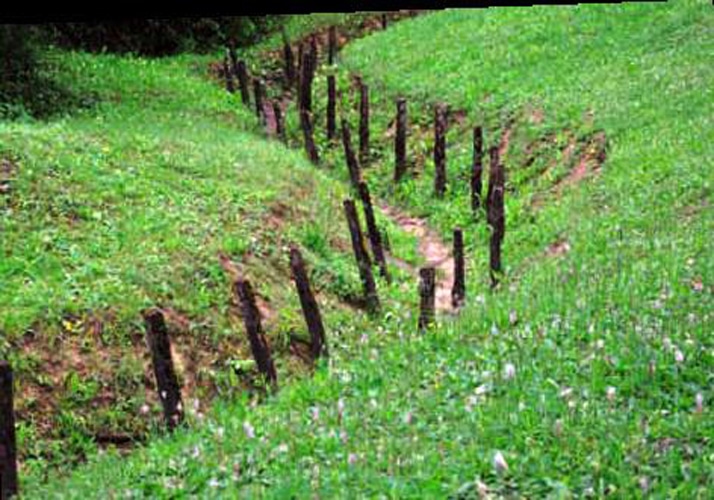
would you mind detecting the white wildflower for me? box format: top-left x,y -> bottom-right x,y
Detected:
402,411 -> 413,425
493,451 -> 509,474
348,453 -> 358,466
139,404 -> 151,415
674,349 -> 685,364
606,386 -> 616,402
695,393 -> 704,414
502,362 -> 516,381
243,420 -> 255,439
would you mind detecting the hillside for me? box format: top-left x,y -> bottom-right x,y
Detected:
8,1 -> 714,497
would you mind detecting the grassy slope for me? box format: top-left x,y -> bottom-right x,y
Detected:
21,1 -> 714,497
0,51 -> 421,474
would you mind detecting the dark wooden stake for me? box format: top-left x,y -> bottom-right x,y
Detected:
452,228 -> 465,308
300,108 -> 319,165
418,267 -> 436,331
434,102 -> 448,198
486,146 -> 506,288
297,43 -> 305,90
327,75 -> 337,142
358,181 -> 390,282
223,53 -> 235,93
299,50 -> 312,113
0,361 -> 18,500
394,97 -> 408,182
253,77 -> 264,123
234,279 -> 278,387
471,125 -> 484,214
309,35 -> 319,79
381,13 -> 388,29
289,246 -> 328,359
273,100 -> 286,143
143,308 -> 184,431
359,81 -> 370,165
228,44 -> 238,76
341,118 -> 362,189
236,60 -> 251,106
282,29 -> 295,88
328,26 -> 337,65
343,199 -> 380,314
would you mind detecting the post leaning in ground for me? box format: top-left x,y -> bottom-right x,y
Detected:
359,81 -> 370,166
300,109 -> 320,165
341,118 -> 362,190
418,267 -> 436,331
343,199 -> 380,314
236,60 -> 251,106
289,246 -> 328,360
394,97 -> 408,182
223,52 -> 235,94
253,77 -> 264,123
272,101 -> 286,143
452,228 -> 466,308
0,361 -> 18,500
327,75 -> 337,142
234,279 -> 278,388
299,50 -> 313,113
143,308 -> 184,431
357,181 -> 391,282
434,102 -> 448,198
328,26 -> 337,65
282,29 -> 295,88
487,146 -> 506,288
471,125 -> 484,214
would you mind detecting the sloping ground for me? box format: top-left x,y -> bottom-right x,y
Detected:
22,2 -> 714,497
0,51 -> 424,474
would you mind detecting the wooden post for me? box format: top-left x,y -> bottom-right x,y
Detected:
418,267 -> 436,331
273,100 -> 286,143
394,97 -> 408,182
143,308 -> 184,431
327,75 -> 337,142
486,146 -> 506,288
452,228 -> 465,308
0,361 -> 18,500
297,43 -> 305,90
236,60 -> 251,106
223,53 -> 235,93
358,181 -> 390,282
299,50 -> 312,113
328,26 -> 337,65
309,35 -> 319,79
289,246 -> 328,359
343,199 -> 380,313
471,125 -> 484,214
381,13 -> 388,30
359,81 -> 370,165
282,29 -> 295,88
253,77 -> 264,123
228,44 -> 238,76
341,118 -> 362,190
234,279 -> 278,387
433,102 -> 448,198
300,108 -> 319,165
381,226 -> 391,253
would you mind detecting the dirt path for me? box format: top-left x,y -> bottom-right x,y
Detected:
378,203 -> 455,314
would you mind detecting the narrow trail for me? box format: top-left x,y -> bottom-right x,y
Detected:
378,204 -> 455,314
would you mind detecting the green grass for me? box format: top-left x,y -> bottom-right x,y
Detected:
12,0 -> 714,496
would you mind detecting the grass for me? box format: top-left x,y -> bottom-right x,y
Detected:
0,49 -> 422,476
10,0 -> 714,496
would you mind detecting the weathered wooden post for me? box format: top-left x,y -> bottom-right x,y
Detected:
341,118 -> 362,189
433,102 -> 448,198
289,246 -> 328,359
236,60 -> 251,106
309,35 -> 319,78
471,126 -> 484,214
418,267 -> 436,331
253,77 -> 264,123
327,75 -> 337,142
300,108 -> 320,165
452,228 -> 465,308
234,279 -> 278,388
223,52 -> 235,94
297,43 -> 305,89
282,29 -> 295,88
359,81 -> 370,165
299,50 -> 312,113
343,199 -> 380,313
143,308 -> 184,431
273,100 -> 286,143
358,181 -> 390,282
0,361 -> 18,500
394,97 -> 408,183
381,13 -> 388,30
485,146 -> 498,228
486,146 -> 506,288
228,43 -> 238,75
328,26 -> 337,65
